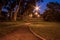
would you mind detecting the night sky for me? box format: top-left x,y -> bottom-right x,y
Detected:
2,0 -> 60,14
38,0 -> 60,14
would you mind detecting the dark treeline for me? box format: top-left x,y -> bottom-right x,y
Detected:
0,0 -> 43,21
42,2 -> 60,22
0,0 -> 60,22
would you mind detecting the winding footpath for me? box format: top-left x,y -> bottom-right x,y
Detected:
0,25 -> 42,40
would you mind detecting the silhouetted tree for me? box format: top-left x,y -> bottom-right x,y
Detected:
13,0 -> 43,21
0,0 -> 43,21
43,2 -> 60,22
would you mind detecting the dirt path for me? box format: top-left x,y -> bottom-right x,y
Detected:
0,25 -> 42,40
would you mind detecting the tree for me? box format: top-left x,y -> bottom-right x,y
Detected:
13,0 -> 43,21
0,0 -> 43,21
8,0 -> 17,20
43,2 -> 60,22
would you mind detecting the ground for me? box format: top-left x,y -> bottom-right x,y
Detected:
0,25 -> 42,40
0,19 -> 60,40
30,22 -> 60,40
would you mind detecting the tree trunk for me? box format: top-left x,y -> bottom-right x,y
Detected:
13,7 -> 19,21
13,1 -> 21,21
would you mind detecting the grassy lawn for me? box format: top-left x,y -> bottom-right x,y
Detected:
0,21 -> 26,27
0,21 -> 26,37
0,20 -> 60,40
30,22 -> 60,40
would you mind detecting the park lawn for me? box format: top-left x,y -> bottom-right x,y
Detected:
0,20 -> 60,40
0,21 -> 26,27
30,22 -> 60,40
0,21 -> 26,37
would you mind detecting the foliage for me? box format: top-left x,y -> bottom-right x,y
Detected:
43,2 -> 60,22
0,0 -> 43,21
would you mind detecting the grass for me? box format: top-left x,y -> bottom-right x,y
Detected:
30,22 -> 60,40
0,21 -> 26,27
0,21 -> 26,37
0,19 -> 60,40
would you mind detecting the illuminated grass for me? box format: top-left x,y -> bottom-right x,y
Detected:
0,20 -> 60,40
0,21 -> 25,37
30,22 -> 60,40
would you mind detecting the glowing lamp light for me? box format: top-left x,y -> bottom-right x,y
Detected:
35,6 -> 40,11
37,15 -> 40,17
35,12 -> 38,15
35,7 -> 39,10
29,14 -> 33,17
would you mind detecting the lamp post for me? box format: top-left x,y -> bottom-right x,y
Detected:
34,6 -> 40,18
29,14 -> 33,17
29,6 -> 40,18
35,6 -> 40,11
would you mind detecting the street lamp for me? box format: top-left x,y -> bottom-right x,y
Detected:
35,6 -> 40,11
37,14 -> 40,17
35,12 -> 40,18
29,14 -> 33,17
35,12 -> 38,15
34,6 -> 40,18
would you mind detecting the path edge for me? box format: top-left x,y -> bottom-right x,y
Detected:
29,27 -> 46,40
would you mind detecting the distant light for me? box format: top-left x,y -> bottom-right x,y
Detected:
29,14 -> 33,17
35,6 -> 40,11
35,7 -> 39,10
25,23 -> 31,25
37,15 -> 40,17
35,12 -> 38,15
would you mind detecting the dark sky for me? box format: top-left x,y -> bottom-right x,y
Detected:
2,0 -> 60,14
38,0 -> 60,14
